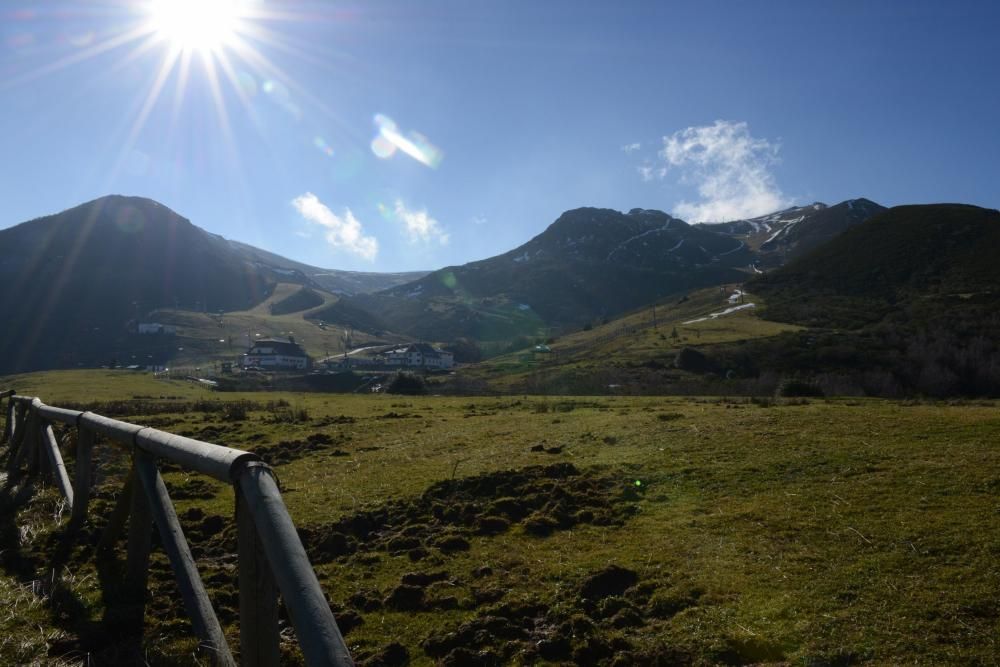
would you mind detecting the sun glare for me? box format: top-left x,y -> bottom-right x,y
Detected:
148,0 -> 245,52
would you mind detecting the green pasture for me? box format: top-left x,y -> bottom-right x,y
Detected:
0,371 -> 996,664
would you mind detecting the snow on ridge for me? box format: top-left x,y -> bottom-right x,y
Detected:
605,224 -> 673,261
682,302 -> 756,324
762,215 -> 804,245
717,240 -> 745,257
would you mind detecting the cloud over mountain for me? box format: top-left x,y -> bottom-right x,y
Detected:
292,192 -> 378,260
393,200 -> 449,245
660,120 -> 791,223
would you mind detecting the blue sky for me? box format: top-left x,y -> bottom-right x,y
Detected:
1,0 -> 998,272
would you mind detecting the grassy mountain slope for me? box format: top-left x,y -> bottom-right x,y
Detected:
226,240 -> 427,295
268,286 -> 327,316
753,203 -> 1000,327
726,204 -> 1000,396
453,287 -> 800,394
335,208 -> 752,342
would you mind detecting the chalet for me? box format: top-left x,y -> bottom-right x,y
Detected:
384,343 -> 454,369
242,336 -> 309,370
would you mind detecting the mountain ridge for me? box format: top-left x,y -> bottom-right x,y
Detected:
0,195 -> 421,373
325,198 -> 884,342
0,193 -> 892,373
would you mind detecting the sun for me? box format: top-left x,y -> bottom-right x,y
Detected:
147,0 -> 247,53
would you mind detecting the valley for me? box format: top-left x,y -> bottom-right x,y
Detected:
1,196 -> 999,666
3,4 -> 995,665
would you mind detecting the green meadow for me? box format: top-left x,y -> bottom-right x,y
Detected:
0,371 -> 997,665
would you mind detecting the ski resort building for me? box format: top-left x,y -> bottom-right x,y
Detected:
242,337 -> 310,370
383,343 -> 454,369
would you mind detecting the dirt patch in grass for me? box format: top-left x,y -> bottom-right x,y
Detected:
252,432 -> 349,465
297,463 -> 640,566
417,566 -> 699,665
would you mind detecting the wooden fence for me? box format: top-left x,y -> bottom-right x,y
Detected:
0,389 -> 353,666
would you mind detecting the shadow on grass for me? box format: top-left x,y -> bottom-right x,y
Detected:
0,460 -> 149,664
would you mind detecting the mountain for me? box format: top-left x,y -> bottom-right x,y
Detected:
752,203 -> 1000,327
325,207 -> 754,341
697,198 -> 886,268
449,203 -> 1000,398
225,240 -> 426,295
722,203 -> 1000,396
0,195 -> 417,373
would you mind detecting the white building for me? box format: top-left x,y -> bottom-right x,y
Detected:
242,337 -> 310,370
384,343 -> 454,369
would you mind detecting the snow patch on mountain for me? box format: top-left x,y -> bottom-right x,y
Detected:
683,302 -> 756,324
605,225 -> 674,261
717,240 -> 745,256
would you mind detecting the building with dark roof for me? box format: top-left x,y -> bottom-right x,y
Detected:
242,336 -> 310,370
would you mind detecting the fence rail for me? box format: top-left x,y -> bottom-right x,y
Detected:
1,389 -> 353,666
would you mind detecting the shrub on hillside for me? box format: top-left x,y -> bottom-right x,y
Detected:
444,337 -> 483,363
388,372 -> 427,395
776,378 -> 825,398
674,347 -> 714,374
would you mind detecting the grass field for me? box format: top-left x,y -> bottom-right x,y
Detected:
0,371 -> 998,665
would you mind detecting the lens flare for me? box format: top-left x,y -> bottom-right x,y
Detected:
371,113 -> 442,168
370,135 -> 397,159
236,70 -> 257,97
263,79 -> 301,119
313,136 -> 334,157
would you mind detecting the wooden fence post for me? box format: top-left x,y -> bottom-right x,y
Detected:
41,424 -> 74,508
123,462 -> 152,635
69,427 -> 94,532
237,479 -> 281,667
98,471 -> 134,554
1,391 -> 14,443
236,462 -> 354,666
7,402 -> 28,476
0,394 -> 354,664
33,423 -> 46,477
21,409 -> 41,477
134,450 -> 236,666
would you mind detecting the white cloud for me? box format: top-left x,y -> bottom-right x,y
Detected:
621,142 -> 641,154
291,192 -> 378,261
394,200 -> 449,245
471,215 -> 488,226
658,120 -> 791,222
637,163 -> 666,182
